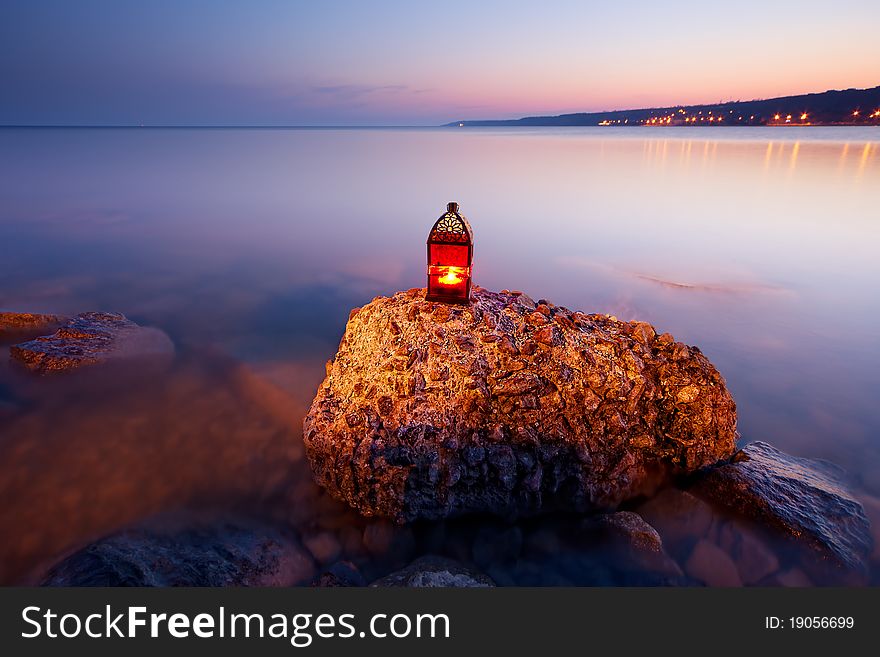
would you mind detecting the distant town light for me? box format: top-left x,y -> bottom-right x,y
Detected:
800,113 -> 808,120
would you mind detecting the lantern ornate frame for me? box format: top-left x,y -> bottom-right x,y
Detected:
426,202 -> 474,304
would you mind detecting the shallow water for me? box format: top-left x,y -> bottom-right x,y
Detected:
1,126 -> 878,584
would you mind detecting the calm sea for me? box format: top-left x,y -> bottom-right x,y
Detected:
1,126 -> 878,584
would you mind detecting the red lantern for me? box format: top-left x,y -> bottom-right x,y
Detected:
426,202 -> 473,304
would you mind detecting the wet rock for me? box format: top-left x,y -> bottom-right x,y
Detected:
10,312 -> 173,373
636,488 -> 715,559
0,312 -> 67,338
371,555 -> 494,587
592,511 -> 663,553
362,520 -> 415,561
690,441 -> 872,584
684,539 -> 742,587
312,561 -> 367,587
41,522 -> 316,587
303,287 -> 737,521
577,511 -> 685,584
303,531 -> 341,564
714,520 -> 780,585
761,567 -> 813,587
857,493 -> 880,564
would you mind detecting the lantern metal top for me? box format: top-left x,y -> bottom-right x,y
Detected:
428,201 -> 473,245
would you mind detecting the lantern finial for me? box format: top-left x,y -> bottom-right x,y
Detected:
447,201 -> 459,213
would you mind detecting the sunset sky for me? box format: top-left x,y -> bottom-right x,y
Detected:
2,0 -> 878,126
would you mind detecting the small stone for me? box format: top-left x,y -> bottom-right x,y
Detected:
637,488 -> 715,557
527,311 -> 549,326
432,306 -> 451,323
312,561 -> 366,587
715,521 -> 780,585
630,321 -> 656,344
533,326 -> 556,345
677,384 -> 702,403
363,520 -> 395,555
303,531 -> 342,564
362,520 -> 414,560
371,555 -> 494,587
684,539 -> 743,587
766,567 -> 813,587
594,511 -> 663,553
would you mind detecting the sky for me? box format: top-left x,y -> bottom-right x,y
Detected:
1,0 -> 878,126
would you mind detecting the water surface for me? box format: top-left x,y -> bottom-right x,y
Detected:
1,126 -> 878,584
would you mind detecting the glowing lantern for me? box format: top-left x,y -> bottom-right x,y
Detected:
426,202 -> 473,304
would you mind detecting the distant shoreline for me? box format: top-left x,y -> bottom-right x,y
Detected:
448,85 -> 880,128
0,123 -> 877,130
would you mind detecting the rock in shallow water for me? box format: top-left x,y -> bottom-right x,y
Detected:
0,312 -> 67,338
371,555 -> 494,587
41,523 -> 316,587
303,287 -> 737,522
690,441 -> 872,584
10,312 -> 173,373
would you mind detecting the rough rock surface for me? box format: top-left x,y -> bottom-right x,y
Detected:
10,312 -> 173,373
303,287 -> 736,522
371,555 -> 494,587
0,312 -> 67,337
312,561 -> 367,587
41,523 -> 316,587
690,441 -> 873,584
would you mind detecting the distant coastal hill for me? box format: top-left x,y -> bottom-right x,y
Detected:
448,85 -> 880,127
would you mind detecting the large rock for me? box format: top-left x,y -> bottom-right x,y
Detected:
303,287 -> 736,522
41,522 -> 316,587
690,441 -> 873,584
10,312 -> 173,373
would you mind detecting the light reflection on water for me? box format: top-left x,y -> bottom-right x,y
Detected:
0,126 -> 878,584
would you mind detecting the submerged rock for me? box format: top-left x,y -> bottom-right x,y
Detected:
312,561 -> 367,587
10,312 -> 173,373
574,511 -> 686,585
690,441 -> 872,584
684,539 -> 742,587
0,312 -> 67,337
303,287 -> 736,522
636,488 -> 716,558
41,522 -> 316,587
371,555 -> 494,587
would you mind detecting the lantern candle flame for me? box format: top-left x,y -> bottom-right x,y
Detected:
433,265 -> 469,286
